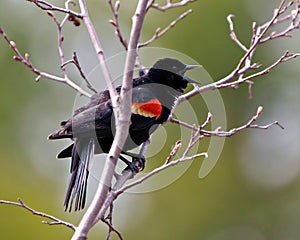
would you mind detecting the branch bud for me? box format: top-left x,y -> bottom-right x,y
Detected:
25,53 -> 30,62
10,41 -> 16,48
252,21 -> 257,31
207,112 -> 212,121
198,135 -> 205,141
215,126 -> 222,132
68,14 -> 81,27
256,106 -> 263,117
109,19 -> 117,27
13,56 -> 22,62
115,0 -> 120,12
73,18 -> 81,27
46,10 -> 54,17
35,75 -> 41,82
291,9 -> 297,18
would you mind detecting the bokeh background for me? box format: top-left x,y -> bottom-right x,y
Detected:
1,0 -> 300,239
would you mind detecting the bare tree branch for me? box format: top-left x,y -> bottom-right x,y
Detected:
101,202 -> 124,240
62,52 -> 98,93
218,51 -> 300,88
227,14 -> 248,52
200,106 -> 285,137
72,0 -> 149,238
0,28 -> 91,97
109,0 -> 195,50
171,106 -> 284,138
92,140 -> 150,226
0,198 -> 76,231
27,0 -> 83,18
165,140 -> 182,164
78,0 -> 116,98
108,0 -> 128,50
116,153 -> 208,195
138,8 -> 192,48
171,0 -> 300,113
89,139 -> 206,227
1,1 -> 94,97
149,0 -> 195,11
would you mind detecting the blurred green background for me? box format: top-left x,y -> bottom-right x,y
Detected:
1,0 -> 300,239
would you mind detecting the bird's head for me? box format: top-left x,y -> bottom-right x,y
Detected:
147,58 -> 200,93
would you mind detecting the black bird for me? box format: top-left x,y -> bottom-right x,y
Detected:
48,58 -> 199,211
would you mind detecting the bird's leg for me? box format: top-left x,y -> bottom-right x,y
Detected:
119,155 -> 139,173
119,153 -> 145,173
122,151 -> 145,170
121,151 -> 139,158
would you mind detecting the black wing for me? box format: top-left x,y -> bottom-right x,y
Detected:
48,99 -> 113,140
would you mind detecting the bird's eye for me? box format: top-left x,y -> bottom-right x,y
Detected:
172,66 -> 177,71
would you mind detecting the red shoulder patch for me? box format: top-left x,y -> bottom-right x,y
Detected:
132,98 -> 162,119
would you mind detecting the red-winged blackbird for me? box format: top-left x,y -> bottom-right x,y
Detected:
48,58 -> 199,211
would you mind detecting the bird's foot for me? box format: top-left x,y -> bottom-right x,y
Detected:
132,156 -> 145,171
120,155 -> 145,174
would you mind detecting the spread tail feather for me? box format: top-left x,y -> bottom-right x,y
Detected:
57,144 -> 74,159
64,138 -> 95,211
48,128 -> 72,140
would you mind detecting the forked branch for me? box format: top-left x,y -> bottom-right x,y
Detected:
0,198 -> 75,231
27,0 -> 82,18
171,0 -> 300,113
0,28 -> 91,97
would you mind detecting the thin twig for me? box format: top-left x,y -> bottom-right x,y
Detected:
105,203 -> 114,240
2,2 -> 92,97
170,106 -> 284,138
138,9 -> 192,48
27,0 -> 82,18
101,202 -> 124,240
150,0 -> 195,11
200,106 -> 284,137
227,14 -> 248,52
93,150 -> 207,227
201,119 -> 284,137
201,112 -> 213,129
102,217 -> 124,240
171,0 -> 300,113
217,51 -> 300,88
78,0 -> 116,97
0,198 -> 76,231
45,9 -> 68,78
92,140 -> 150,226
234,0 -> 287,72
0,28 -> 91,97
108,0 -> 128,50
165,140 -> 182,164
62,52 -> 97,93
116,152 -> 208,195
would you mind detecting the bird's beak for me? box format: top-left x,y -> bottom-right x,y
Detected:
184,64 -> 201,72
182,64 -> 201,84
